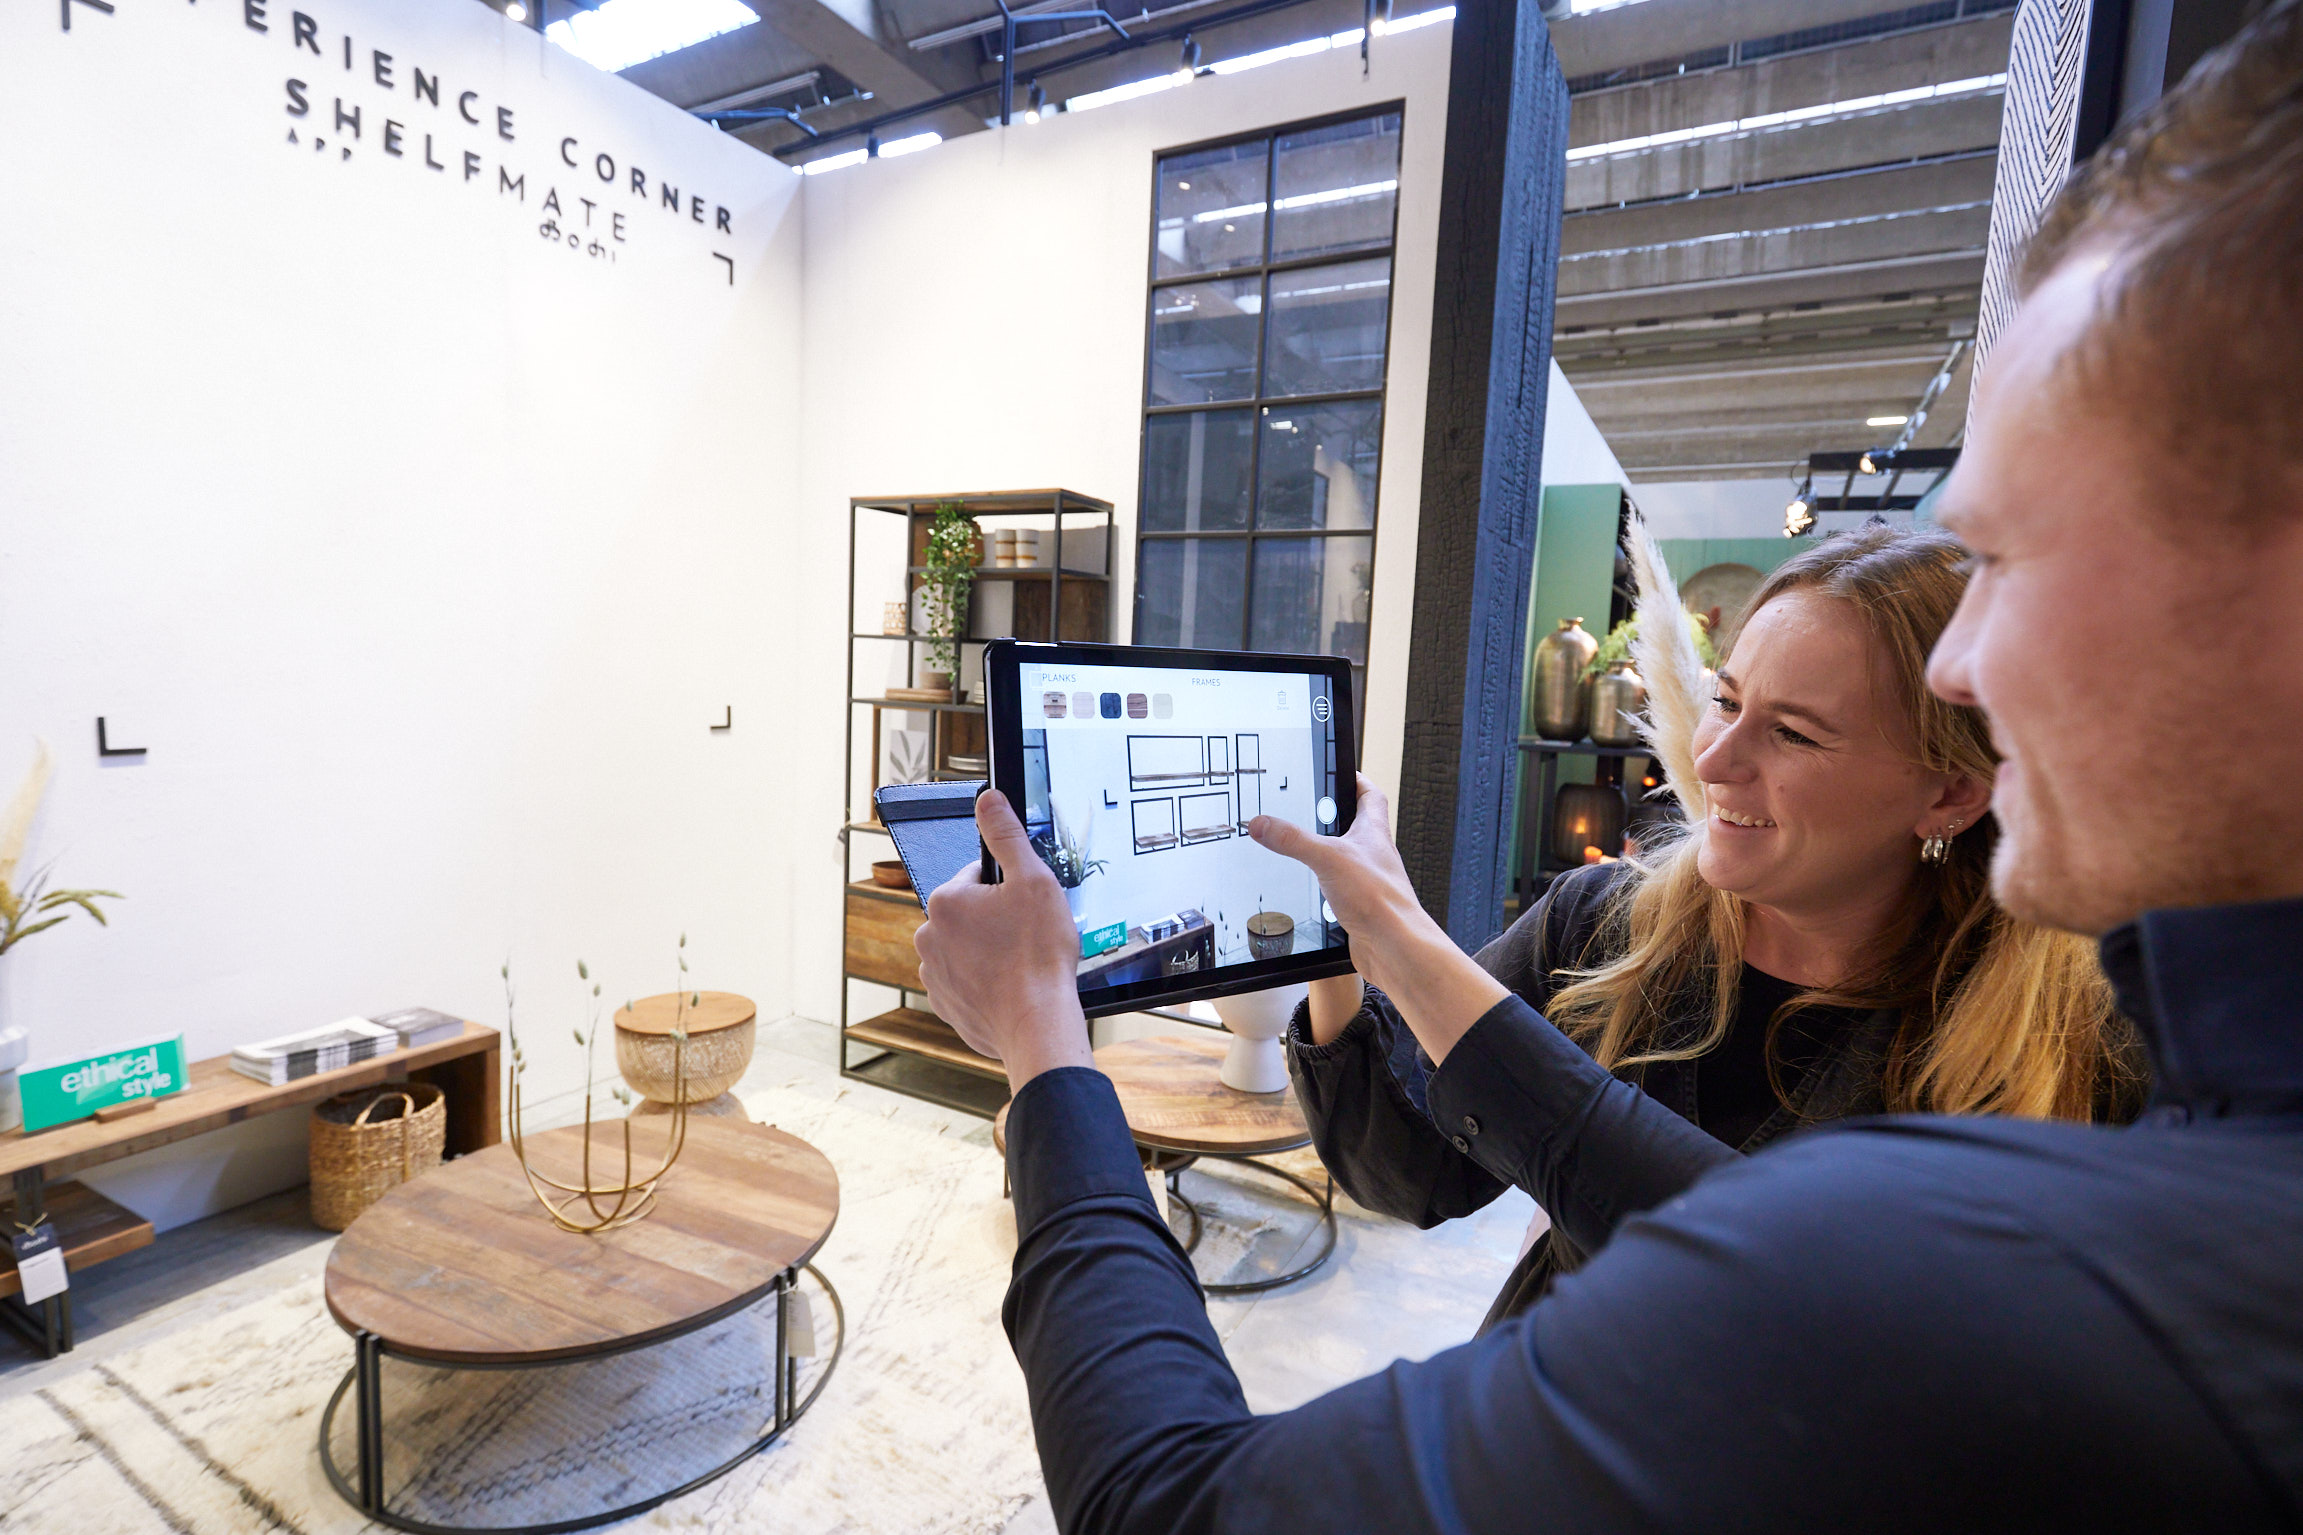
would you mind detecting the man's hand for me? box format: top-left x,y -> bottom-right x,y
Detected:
1248,774 -> 1506,1064
914,790 -> 1096,1092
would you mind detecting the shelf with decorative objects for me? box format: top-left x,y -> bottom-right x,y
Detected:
840,490 -> 1114,1114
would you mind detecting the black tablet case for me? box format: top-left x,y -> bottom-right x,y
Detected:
874,780 -> 987,909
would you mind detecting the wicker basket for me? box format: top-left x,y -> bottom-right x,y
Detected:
310,1084 -> 446,1232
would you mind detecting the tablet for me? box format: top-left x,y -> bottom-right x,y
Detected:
981,639 -> 1358,1017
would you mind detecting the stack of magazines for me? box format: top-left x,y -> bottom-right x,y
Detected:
369,1006 -> 464,1049
229,1019 -> 399,1085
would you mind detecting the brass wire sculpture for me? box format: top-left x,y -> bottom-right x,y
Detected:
501,938 -> 696,1234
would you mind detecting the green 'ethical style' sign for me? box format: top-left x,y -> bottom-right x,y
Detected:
18,1036 -> 189,1132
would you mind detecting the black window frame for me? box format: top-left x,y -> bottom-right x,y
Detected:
1130,102 -> 1408,729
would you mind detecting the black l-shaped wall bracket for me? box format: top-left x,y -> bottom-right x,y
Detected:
96,717 -> 146,757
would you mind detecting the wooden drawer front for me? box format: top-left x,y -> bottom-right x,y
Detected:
846,887 -> 927,990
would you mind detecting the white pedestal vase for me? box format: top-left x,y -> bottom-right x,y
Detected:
0,962 -> 23,1133
1211,982 -> 1307,1095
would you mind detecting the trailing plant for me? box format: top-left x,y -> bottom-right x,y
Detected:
0,741 -> 121,958
918,501 -> 980,676
1585,611 -> 1720,681
504,936 -> 695,1235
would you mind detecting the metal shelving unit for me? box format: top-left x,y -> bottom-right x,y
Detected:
839,489 -> 1115,1114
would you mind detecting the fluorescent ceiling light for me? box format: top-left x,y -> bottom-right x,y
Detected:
1567,73 -> 2007,162
801,147 -> 870,176
879,132 -> 942,158
1072,6 -> 1453,109
1377,5 -> 1454,33
1867,414 -> 1911,426
544,0 -> 759,74
1066,72 -> 1189,112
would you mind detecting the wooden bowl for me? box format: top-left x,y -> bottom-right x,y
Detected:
870,859 -> 913,890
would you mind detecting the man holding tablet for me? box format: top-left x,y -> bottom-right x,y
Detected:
911,11 -> 2303,1529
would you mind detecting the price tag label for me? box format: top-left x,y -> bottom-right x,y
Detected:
11,1222 -> 69,1306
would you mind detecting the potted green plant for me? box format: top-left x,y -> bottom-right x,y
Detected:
1033,808 -> 1106,920
0,742 -> 123,1132
918,501 -> 980,694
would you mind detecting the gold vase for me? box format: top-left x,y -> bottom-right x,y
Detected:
1589,657 -> 1647,748
1530,618 -> 1600,741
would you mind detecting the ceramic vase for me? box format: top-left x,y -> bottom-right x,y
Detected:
1212,982 -> 1308,1094
1530,618 -> 1600,741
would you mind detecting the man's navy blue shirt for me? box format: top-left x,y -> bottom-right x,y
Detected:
999,896 -> 2303,1532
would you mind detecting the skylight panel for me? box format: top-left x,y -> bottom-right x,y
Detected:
545,0 -> 761,74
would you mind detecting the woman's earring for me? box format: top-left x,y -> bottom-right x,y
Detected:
1921,818 -> 1964,864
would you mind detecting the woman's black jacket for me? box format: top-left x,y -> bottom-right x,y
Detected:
1286,861 -> 1903,1332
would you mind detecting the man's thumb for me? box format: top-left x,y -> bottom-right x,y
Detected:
976,790 -> 1046,875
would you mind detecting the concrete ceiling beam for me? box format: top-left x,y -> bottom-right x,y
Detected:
1559,203 -> 1991,299
1562,152 -> 1998,256
623,0 -> 990,146
1557,247 -> 1985,327
1568,13 -> 2014,148
1547,0 -> 1946,80
1567,90 -> 2003,210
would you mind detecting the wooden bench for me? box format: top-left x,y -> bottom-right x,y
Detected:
1,1023 -> 500,1358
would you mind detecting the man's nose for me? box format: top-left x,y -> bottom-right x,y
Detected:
1929,595 -> 1982,707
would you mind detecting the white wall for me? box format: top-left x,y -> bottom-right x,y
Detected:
0,0 -> 804,1227
791,26 -> 1456,1024
1629,479 -> 1803,539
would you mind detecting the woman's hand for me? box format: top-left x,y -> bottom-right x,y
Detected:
1249,775 -> 1507,1064
914,791 -> 1096,1092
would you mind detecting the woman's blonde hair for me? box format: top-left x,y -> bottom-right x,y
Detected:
1548,524 -> 2141,1122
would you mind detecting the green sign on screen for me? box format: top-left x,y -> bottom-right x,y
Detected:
1081,920 -> 1127,959
18,1036 -> 189,1131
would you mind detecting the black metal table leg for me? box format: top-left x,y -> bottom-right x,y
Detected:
1167,1156 -> 1339,1295
320,1266 -> 846,1535
771,1270 -> 789,1431
355,1329 -> 383,1513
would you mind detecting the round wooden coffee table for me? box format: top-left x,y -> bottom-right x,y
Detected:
1089,1034 -> 1336,1294
320,1116 -> 841,1533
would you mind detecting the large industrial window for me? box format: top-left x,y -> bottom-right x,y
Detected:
1132,107 -> 1403,719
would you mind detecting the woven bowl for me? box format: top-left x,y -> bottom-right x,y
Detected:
613,991 -> 757,1104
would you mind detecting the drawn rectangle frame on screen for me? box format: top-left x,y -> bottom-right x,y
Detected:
1179,791 -> 1234,844
981,637 -> 1359,1016
1127,734 -> 1206,791
1132,798 -> 1179,853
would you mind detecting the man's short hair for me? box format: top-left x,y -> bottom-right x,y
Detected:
2019,0 -> 2303,509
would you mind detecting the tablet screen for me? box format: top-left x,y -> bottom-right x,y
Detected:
992,644 -> 1355,1012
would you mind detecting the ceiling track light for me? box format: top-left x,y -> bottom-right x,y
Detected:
504,0 -> 528,19
1179,34 -> 1202,74
1025,79 -> 1046,123
1784,478 -> 1815,538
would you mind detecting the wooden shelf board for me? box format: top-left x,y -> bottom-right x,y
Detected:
853,698 -> 987,714
846,878 -> 920,905
851,490 -> 1115,516
844,1009 -> 1005,1082
0,1181 -> 154,1297
0,1022 -> 500,1183
902,567 -> 1109,583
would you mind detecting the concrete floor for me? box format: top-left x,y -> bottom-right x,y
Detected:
1,1015 -> 1536,1531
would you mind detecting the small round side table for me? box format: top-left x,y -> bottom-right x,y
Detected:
997,1034 -> 1337,1294
614,990 -> 756,1107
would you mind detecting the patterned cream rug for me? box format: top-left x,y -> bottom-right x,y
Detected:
1,1079 -> 1080,1534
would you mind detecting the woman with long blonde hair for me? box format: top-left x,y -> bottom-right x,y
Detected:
1257,521 -> 2143,1329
